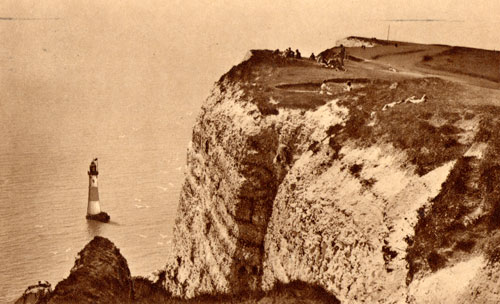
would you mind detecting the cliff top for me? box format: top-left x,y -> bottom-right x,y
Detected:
219,37 -> 500,116
216,38 -> 500,178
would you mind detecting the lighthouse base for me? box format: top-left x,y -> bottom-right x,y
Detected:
86,212 -> 110,223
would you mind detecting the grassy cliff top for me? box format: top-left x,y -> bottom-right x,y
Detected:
217,38 -> 500,176
218,38 -> 500,116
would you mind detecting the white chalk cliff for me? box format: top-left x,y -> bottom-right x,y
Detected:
161,47 -> 500,303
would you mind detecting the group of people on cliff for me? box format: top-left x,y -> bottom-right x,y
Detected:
273,44 -> 347,71
274,47 -> 302,59
316,44 -> 346,70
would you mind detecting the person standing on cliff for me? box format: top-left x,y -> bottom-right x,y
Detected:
295,49 -> 301,59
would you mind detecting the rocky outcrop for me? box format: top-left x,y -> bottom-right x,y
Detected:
15,283 -> 51,304
15,236 -> 134,304
262,144 -> 457,303
47,236 -> 133,304
16,237 -> 338,304
86,212 -> 110,223
335,36 -> 380,48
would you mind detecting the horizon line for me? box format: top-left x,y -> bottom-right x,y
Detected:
383,19 -> 464,22
0,17 -> 60,21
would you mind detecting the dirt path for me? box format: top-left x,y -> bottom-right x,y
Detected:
347,44 -> 500,91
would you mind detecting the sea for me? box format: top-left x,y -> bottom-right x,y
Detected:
0,88 -> 202,302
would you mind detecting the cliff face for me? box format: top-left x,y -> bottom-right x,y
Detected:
163,47 -> 500,303
164,82 -> 290,297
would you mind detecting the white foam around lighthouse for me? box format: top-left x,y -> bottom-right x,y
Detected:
87,159 -> 101,215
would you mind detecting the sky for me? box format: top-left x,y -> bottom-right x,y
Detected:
1,0 -> 500,118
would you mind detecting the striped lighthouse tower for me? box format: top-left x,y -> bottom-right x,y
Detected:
86,158 -> 109,222
87,158 -> 101,216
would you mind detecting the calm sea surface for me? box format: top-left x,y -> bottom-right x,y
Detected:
0,92 -> 201,302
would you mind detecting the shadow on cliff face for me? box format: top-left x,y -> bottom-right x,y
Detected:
226,133 -> 280,293
172,102 -> 287,297
225,123 -> 310,293
134,278 -> 340,304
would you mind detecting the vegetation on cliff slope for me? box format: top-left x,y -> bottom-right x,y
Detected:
406,110 -> 500,283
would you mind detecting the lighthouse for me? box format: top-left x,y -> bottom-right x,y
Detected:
86,158 -> 110,222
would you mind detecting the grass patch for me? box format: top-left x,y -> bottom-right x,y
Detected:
336,77 -> 468,175
419,46 -> 500,83
219,50 -> 351,114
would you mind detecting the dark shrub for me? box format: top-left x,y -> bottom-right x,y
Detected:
427,251 -> 447,271
455,240 -> 475,252
349,163 -> 363,178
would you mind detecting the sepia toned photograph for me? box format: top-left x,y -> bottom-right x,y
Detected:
1,1 -> 500,303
